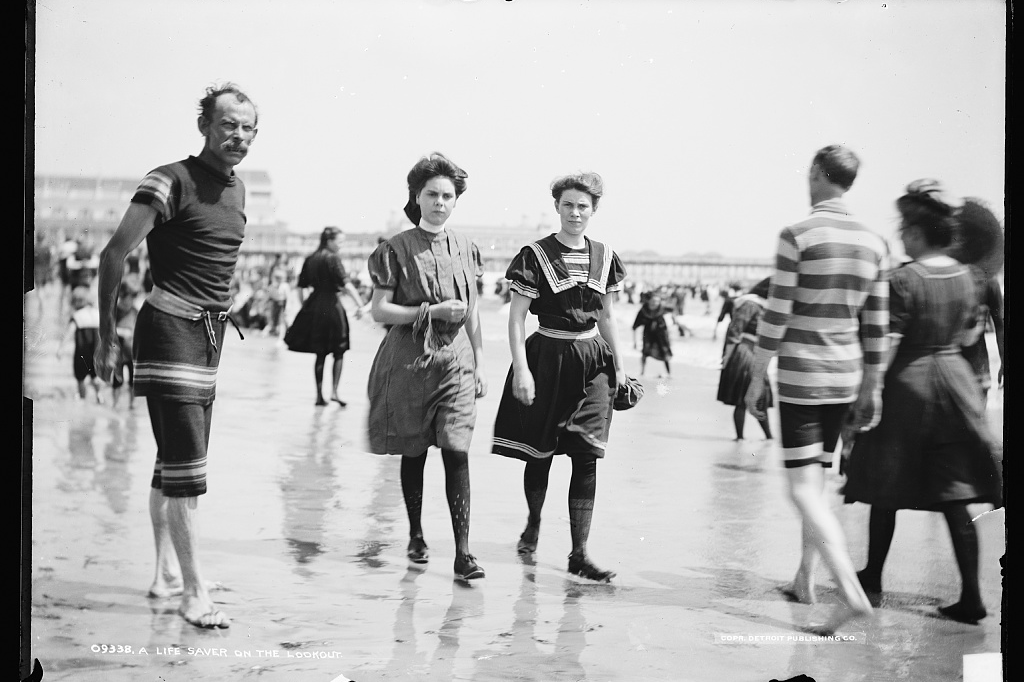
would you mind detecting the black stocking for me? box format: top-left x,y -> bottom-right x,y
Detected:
523,457 -> 553,542
400,454 -> 427,540
441,449 -> 471,556
860,507 -> 897,591
568,454 -> 598,557
942,503 -> 983,610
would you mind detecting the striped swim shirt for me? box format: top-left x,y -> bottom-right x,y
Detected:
755,199 -> 889,405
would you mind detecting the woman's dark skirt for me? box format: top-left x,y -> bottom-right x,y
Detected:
717,339 -> 774,408
843,351 -> 1003,510
285,290 -> 350,356
492,332 -> 616,460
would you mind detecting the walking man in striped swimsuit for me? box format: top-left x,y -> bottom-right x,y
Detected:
745,144 -> 889,634
94,83 -> 258,630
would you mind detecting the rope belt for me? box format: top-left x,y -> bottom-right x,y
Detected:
145,285 -> 244,352
537,326 -> 598,340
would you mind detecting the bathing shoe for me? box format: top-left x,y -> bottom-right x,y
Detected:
454,553 -> 485,580
517,531 -> 538,555
407,537 -> 429,564
568,553 -> 615,582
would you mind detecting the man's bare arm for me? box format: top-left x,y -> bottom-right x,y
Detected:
94,203 -> 158,380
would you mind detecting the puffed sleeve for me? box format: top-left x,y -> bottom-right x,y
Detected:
887,265 -> 913,338
367,241 -> 399,290
504,246 -> 542,299
605,251 -> 627,293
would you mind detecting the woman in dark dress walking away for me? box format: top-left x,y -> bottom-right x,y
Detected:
716,277 -> 773,440
365,153 -> 487,581
843,181 -> 1003,625
492,172 -> 626,583
632,293 -> 672,378
285,227 -> 365,406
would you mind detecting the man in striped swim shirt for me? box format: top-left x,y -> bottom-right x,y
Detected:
94,83 -> 258,630
745,144 -> 889,634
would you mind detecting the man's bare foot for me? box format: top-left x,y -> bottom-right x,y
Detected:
781,573 -> 817,604
148,579 -> 225,599
180,595 -> 231,629
809,600 -> 873,636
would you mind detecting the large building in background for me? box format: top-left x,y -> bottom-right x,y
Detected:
32,170 -> 315,255
33,173 -> 771,286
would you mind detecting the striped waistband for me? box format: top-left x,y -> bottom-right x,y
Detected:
537,326 -> 598,340
146,285 -> 225,321
146,285 -> 242,352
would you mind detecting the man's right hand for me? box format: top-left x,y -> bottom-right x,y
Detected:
93,335 -> 121,383
847,387 -> 882,433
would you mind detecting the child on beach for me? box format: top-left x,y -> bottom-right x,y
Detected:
57,287 -> 105,403
111,275 -> 142,408
632,293 -> 673,378
266,265 -> 292,337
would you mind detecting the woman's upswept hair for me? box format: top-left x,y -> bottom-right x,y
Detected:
950,197 -> 1004,273
198,82 -> 258,125
318,226 -> 342,250
896,178 -> 956,248
403,152 -> 469,224
550,172 -> 604,210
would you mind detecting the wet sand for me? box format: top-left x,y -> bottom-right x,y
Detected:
24,287 -> 1004,681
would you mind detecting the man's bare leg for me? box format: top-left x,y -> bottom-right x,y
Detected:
785,520 -> 820,604
167,496 -> 229,628
786,463 -> 872,633
147,489 -> 183,598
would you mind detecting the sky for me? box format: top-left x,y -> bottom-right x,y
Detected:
32,0 -> 1006,260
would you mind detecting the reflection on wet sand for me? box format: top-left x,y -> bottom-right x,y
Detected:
381,569 -> 430,678
97,414 -> 137,515
377,567 -> 488,680
280,409 -> 340,569
353,455 -> 402,570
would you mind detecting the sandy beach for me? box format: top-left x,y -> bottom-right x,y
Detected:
23,286 -> 1004,681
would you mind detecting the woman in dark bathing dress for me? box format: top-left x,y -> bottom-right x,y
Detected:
492,172 -> 626,583
843,181 -> 1003,625
716,277 -> 774,441
285,227 -> 365,406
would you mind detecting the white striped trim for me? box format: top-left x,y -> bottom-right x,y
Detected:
579,432 -> 608,450
135,361 -> 218,388
510,280 -> 540,299
528,242 -> 577,294
537,326 -> 598,340
135,170 -> 174,211
493,437 -> 555,458
782,443 -> 829,463
527,238 -> 614,295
